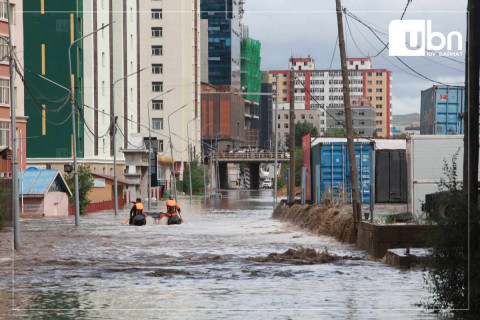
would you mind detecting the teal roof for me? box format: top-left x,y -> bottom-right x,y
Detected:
20,168 -> 72,197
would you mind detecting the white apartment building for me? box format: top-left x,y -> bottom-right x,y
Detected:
83,0 -> 139,176
138,0 -> 201,171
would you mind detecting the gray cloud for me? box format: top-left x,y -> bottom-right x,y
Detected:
243,0 -> 467,115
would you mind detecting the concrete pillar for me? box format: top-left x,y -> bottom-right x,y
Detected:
248,163 -> 260,189
219,162 -> 229,189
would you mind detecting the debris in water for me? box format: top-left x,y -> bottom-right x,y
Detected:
147,269 -> 192,277
247,248 -> 363,265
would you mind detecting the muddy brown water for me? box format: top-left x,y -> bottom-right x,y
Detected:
0,190 -> 436,319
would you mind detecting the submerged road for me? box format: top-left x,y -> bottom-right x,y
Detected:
0,190 -> 435,319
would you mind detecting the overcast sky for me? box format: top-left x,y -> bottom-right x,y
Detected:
243,0 -> 467,115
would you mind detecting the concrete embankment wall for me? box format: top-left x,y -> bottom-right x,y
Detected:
273,204 -> 356,244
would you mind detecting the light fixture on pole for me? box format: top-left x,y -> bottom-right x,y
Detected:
167,104 -> 188,201
68,22 -> 112,225
146,88 -> 175,210
111,68 -> 146,216
273,74 -> 279,211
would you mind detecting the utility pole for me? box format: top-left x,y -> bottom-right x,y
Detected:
288,68 -> 296,204
466,0 -> 479,207
336,0 -> 362,232
273,75 -> 279,210
7,0 -> 20,249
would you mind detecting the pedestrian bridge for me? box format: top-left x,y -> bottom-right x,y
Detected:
216,152 -> 290,163
213,152 -> 290,190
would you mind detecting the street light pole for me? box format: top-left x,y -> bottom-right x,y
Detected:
168,104 -> 188,201
68,22 -> 111,225
6,1 -> 19,249
111,68 -> 146,215
146,89 -> 175,210
201,122 -> 212,198
187,116 -> 197,204
274,74 -> 279,211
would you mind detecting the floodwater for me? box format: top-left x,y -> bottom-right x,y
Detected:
0,190 -> 436,319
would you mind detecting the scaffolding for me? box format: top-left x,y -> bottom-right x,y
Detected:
241,38 -> 262,103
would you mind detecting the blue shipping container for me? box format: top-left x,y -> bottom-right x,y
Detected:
420,86 -> 480,135
311,141 -> 374,204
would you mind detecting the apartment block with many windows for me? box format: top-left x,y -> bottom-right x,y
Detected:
138,0 -> 201,171
268,57 -> 392,138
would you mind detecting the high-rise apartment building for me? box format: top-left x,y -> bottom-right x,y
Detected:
138,0 -> 201,170
269,57 -> 392,137
200,0 -> 241,89
0,0 -> 25,177
24,1 -> 140,175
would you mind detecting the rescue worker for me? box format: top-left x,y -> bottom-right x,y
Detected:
129,198 -> 146,226
166,195 -> 182,225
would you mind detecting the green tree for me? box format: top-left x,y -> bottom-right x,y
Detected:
294,121 -> 318,146
324,126 -> 361,138
64,165 -> 94,215
180,160 -> 207,194
423,153 -> 480,314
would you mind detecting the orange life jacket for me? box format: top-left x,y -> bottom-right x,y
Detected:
166,199 -> 179,215
135,202 -> 144,215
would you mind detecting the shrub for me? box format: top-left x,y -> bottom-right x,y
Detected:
64,165 -> 94,215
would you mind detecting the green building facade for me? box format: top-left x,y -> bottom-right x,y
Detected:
240,38 -> 261,103
24,0 -> 84,159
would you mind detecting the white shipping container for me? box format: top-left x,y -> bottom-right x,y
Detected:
406,135 -> 468,219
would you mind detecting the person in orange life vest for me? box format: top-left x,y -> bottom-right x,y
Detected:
166,195 -> 182,225
129,198 -> 146,225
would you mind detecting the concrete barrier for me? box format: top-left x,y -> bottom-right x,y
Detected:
357,221 -> 435,259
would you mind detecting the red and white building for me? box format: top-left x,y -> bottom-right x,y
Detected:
269,57 -> 392,138
0,0 -> 26,177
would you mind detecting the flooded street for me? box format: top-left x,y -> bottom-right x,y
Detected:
1,190 -> 435,319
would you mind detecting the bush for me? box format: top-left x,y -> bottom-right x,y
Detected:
423,152 -> 480,314
177,161 -> 207,194
64,165 -> 94,215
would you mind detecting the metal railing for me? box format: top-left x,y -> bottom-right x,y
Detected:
217,152 -> 290,160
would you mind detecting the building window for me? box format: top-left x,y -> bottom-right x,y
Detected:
102,52 -> 105,67
284,123 -> 288,128
367,80 -> 372,85
377,128 -> 383,133
361,61 -> 365,65
152,27 -> 163,38
0,1 -> 7,19
309,114 -> 314,120
359,121 -> 365,125
376,88 -> 383,93
282,82 -> 287,85
376,112 -> 383,117
278,124 -> 280,129
0,79 -> 9,105
152,45 -> 163,56
152,82 -> 163,92
277,114 -> 280,119
359,111 -> 365,116
359,130 -> 365,135
367,72 -> 372,76
152,118 -> 163,130
152,64 -> 163,74
376,80 -> 383,85
376,104 -> 382,109
376,96 -> 383,101
367,88 -> 372,93
0,37 -> 8,60
102,81 -> 105,96
301,114 -> 305,120
152,9 -> 162,19
376,72 -> 383,76
376,120 -> 383,125
0,121 -> 9,146
283,98 -> 287,102
152,100 -> 163,110
321,120 -> 325,124
284,114 -> 288,119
